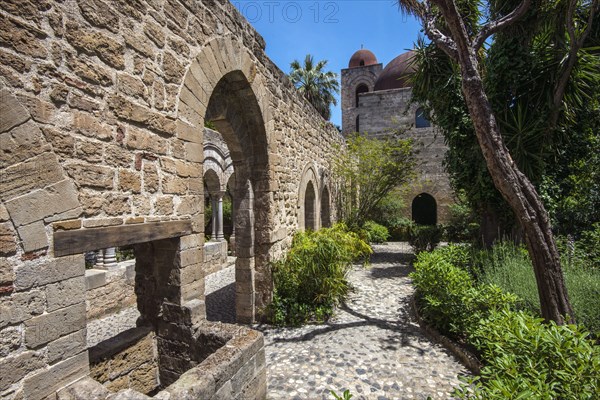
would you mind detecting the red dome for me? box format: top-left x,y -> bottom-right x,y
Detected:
348,49 -> 378,68
374,51 -> 416,91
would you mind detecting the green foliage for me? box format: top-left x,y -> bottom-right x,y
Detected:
270,224 -> 372,326
479,240 -> 600,335
410,246 -> 517,338
412,243 -> 600,399
330,389 -> 353,400
579,223 -> 600,269
444,191 -> 480,243
410,1 -> 600,238
289,54 -> 339,120
368,189 -> 407,227
455,309 -> 600,399
362,221 -> 389,243
204,120 -> 217,130
407,224 -> 442,254
333,132 -> 415,228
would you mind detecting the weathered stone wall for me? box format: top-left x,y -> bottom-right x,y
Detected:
89,327 -> 158,394
0,0 -> 342,398
356,88 -> 453,223
86,260 -> 136,321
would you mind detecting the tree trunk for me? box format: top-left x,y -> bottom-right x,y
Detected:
438,3 -> 575,324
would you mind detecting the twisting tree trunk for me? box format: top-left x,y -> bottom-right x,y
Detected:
398,0 -> 598,323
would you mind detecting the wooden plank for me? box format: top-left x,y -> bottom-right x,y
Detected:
53,220 -> 193,257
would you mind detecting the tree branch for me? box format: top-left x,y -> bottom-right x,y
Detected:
549,0 -> 599,129
472,0 -> 532,51
420,2 -> 459,60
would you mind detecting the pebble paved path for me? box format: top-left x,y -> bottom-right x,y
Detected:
206,243 -> 469,400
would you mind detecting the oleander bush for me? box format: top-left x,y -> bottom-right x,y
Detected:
362,220 -> 390,243
270,223 -> 372,326
411,245 -> 600,400
454,309 -> 600,399
408,224 -> 442,254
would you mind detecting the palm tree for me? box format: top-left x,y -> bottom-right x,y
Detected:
289,54 -> 340,120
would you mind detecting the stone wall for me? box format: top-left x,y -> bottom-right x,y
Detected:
86,260 -> 136,321
89,327 -> 159,394
0,0 -> 342,398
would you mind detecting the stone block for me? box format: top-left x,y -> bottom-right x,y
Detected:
82,217 -> 123,228
0,120 -> 51,168
77,0 -> 119,33
154,196 -> 173,214
109,95 -> 176,135
5,179 -> 80,228
126,127 -> 168,155
46,276 -> 86,312
64,21 -> 124,69
179,233 -> 203,251
56,377 -> 111,400
72,112 -> 113,141
17,220 -> 48,253
47,329 -> 87,365
181,279 -> 204,302
66,55 -> 113,86
162,51 -> 184,83
162,175 -> 187,195
0,289 -> 45,328
180,248 -> 202,268
14,254 -> 84,291
24,302 -> 86,348
85,269 -> 107,290
183,141 -> 203,163
0,14 -> 47,58
117,72 -> 148,101
53,219 -> 82,231
23,351 -> 89,400
0,350 -> 45,389
66,163 -> 114,189
0,152 -> 64,201
179,264 -> 203,286
0,325 -> 22,357
0,221 -> 17,256
176,120 -> 202,144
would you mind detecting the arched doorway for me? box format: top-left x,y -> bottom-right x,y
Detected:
305,181 -> 316,231
204,70 -> 270,324
320,186 -> 331,228
412,193 -> 437,225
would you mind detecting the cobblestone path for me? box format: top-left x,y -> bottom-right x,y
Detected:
255,242 -> 469,400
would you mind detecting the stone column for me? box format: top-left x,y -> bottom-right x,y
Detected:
216,191 -> 225,241
95,249 -> 104,268
104,247 -> 117,268
211,195 -> 218,241
229,196 -> 236,256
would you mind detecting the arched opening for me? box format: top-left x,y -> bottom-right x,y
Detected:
204,70 -> 270,324
305,181 -> 317,231
356,115 -> 360,132
320,186 -> 331,228
415,107 -> 431,128
412,193 -> 437,225
355,83 -> 368,107
359,60 -> 365,66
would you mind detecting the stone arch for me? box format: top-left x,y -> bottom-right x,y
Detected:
415,107 -> 431,128
355,83 -> 369,107
177,36 -> 273,323
203,168 -> 221,195
298,164 -> 319,231
412,193 -> 437,225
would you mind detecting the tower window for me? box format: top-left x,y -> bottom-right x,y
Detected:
416,107 -> 431,128
355,84 -> 368,107
356,115 -> 360,132
359,60 -> 365,66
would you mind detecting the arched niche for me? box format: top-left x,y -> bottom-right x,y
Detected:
412,193 -> 437,225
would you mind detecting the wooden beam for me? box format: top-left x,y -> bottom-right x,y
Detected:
53,221 -> 193,257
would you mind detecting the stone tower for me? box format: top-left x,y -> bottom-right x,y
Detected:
341,48 -> 382,135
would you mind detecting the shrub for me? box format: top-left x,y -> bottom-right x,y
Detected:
408,224 -> 442,253
388,217 -> 414,241
410,246 -> 516,338
270,223 -> 372,326
362,221 -> 389,243
579,222 -> 600,269
479,240 -> 600,335
455,309 -> 600,399
444,193 -> 480,243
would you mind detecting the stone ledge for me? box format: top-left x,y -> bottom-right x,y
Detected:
410,296 -> 481,374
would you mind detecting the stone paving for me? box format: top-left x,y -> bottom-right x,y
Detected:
206,242 -> 469,400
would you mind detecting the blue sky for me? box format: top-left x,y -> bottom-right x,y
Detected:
232,1 -> 423,126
